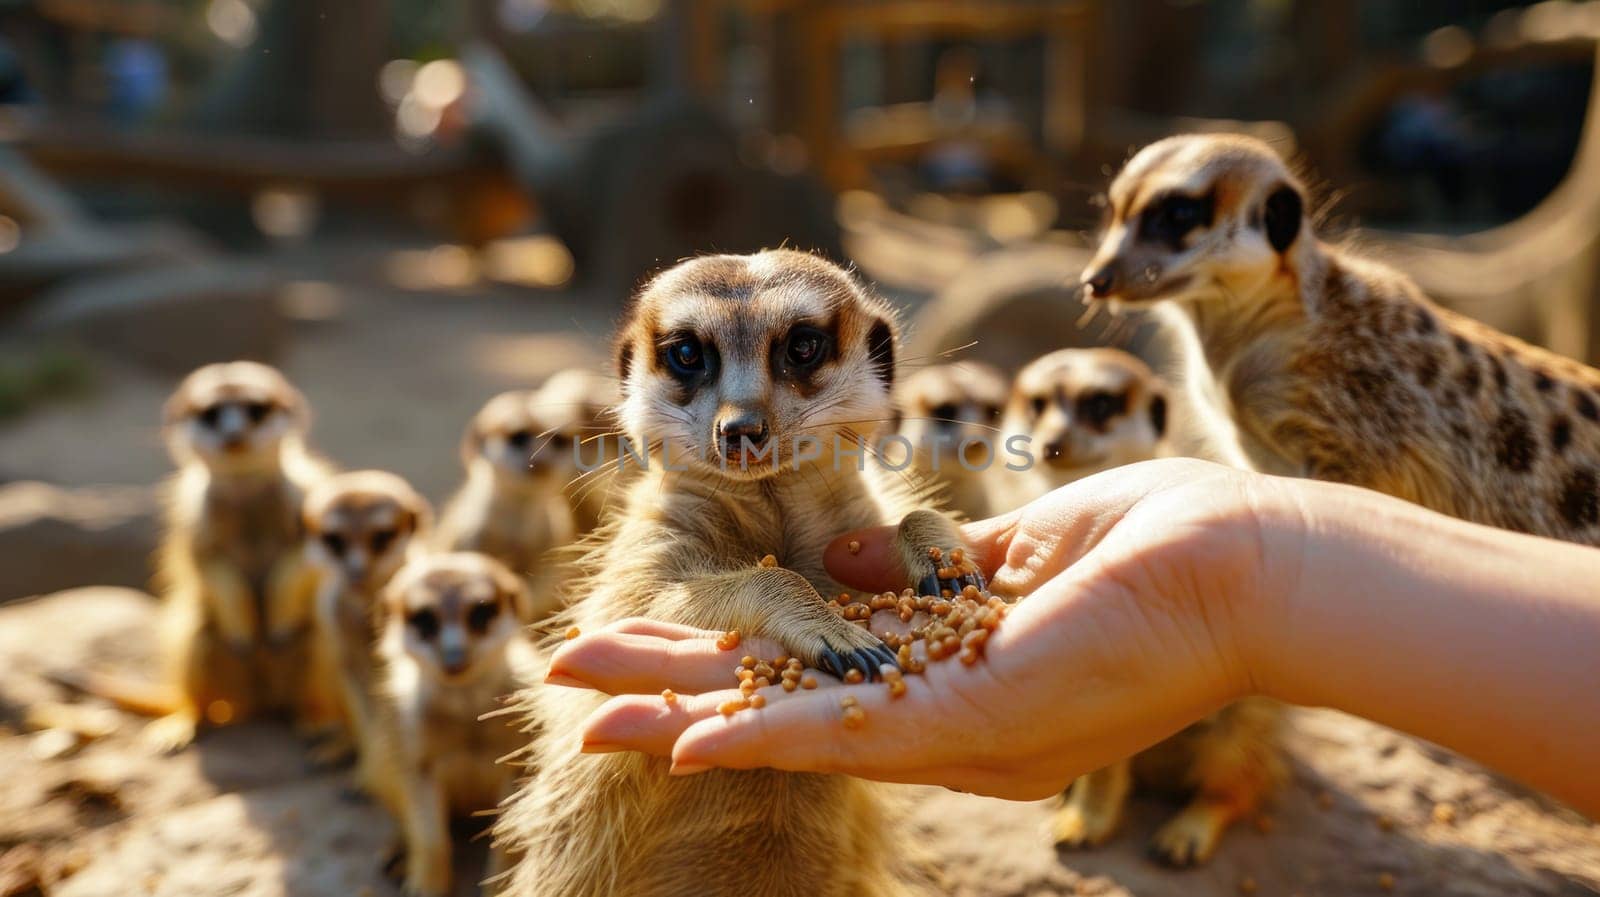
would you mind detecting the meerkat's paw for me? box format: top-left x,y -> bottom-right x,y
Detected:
1053,802 -> 1122,849
140,712 -> 198,754
814,635 -> 901,682
896,509 -> 987,597
1148,799 -> 1233,867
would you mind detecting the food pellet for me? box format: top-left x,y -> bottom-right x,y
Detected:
753,662 -> 775,679
926,546 -> 942,562
842,706 -> 865,729
1377,872 -> 1395,891
801,676 -> 818,690
565,627 -> 581,640
1431,802 -> 1457,825
782,679 -> 798,692
740,655 -> 756,668
840,695 -> 858,707
754,677 -> 771,689
888,679 -> 906,699
661,689 -> 677,705
740,680 -> 757,695
1376,814 -> 1394,832
759,554 -> 778,568
844,669 -> 864,684
718,698 -> 749,716
749,694 -> 767,709
1238,876 -> 1257,895
847,540 -> 861,554
717,630 -> 741,650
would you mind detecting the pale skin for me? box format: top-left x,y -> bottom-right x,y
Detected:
553,458 -> 1600,818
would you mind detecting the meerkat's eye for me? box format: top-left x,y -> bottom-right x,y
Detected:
198,404 -> 223,428
408,608 -> 440,640
984,404 -> 1001,421
370,528 -> 396,554
783,326 -> 831,369
931,403 -> 958,421
665,335 -> 706,375
1030,396 -> 1047,417
1077,391 -> 1128,428
321,532 -> 347,556
1140,193 -> 1214,248
244,401 -> 272,423
506,429 -> 533,450
466,599 -> 499,634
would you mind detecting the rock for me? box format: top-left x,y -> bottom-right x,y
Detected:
0,482 -> 159,602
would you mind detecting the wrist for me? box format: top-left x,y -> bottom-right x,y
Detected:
1220,471 -> 1317,703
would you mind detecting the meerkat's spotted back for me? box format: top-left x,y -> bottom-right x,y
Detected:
1085,133 -> 1600,545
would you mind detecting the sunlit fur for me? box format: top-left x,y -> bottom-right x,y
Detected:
144,361 -> 335,750
993,348 -> 1169,512
368,552 -> 537,897
894,361 -> 1007,520
436,390 -> 577,621
535,367 -> 622,534
302,470 -> 432,781
496,250 -> 977,897
1087,133 -> 1600,545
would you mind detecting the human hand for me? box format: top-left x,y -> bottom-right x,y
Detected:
551,458 -> 1300,799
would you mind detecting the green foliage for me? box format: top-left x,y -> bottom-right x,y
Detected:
0,348 -> 96,420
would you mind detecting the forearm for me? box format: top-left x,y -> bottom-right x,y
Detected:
1251,478 -> 1600,815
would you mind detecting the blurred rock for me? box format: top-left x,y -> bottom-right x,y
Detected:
0,482 -> 158,602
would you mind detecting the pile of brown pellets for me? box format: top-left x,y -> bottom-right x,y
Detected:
700,549 -> 1016,727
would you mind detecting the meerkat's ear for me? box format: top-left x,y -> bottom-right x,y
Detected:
1262,184 -> 1304,254
1148,392 -> 1168,438
867,318 -> 896,388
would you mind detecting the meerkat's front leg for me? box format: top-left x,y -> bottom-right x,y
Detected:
895,509 -> 987,596
679,567 -> 899,680
1055,761 -> 1132,848
264,549 -> 319,645
200,558 -> 258,650
398,772 -> 452,897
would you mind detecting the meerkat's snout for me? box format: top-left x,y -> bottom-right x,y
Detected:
715,407 -> 771,463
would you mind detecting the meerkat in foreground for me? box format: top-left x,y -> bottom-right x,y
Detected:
1085,132 -> 1600,544
436,390 -> 577,621
302,470 -> 432,774
496,250 -> 985,897
100,362 -> 335,750
534,367 -> 621,534
368,552 -> 536,897
992,348 -> 1169,513
894,361 -> 1008,520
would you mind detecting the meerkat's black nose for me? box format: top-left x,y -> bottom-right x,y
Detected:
1084,267 -> 1116,299
719,414 -> 770,449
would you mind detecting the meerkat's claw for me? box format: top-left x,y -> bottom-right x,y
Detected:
818,647 -> 843,678
1147,802 -> 1230,867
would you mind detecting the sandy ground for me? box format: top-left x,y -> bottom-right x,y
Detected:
1,249 -> 1597,896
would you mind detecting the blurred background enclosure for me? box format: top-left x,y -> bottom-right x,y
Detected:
4,5 -> 1600,897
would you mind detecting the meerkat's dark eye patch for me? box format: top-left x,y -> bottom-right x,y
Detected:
931,403 -> 958,422
1263,184 -> 1304,253
1077,390 -> 1128,429
244,401 -> 272,423
985,404 -> 1001,421
660,331 -> 716,387
321,532 -> 347,556
506,428 -> 533,450
466,599 -> 499,634
781,325 -> 832,371
370,528 -> 396,555
1030,396 -> 1047,417
1139,192 -> 1214,251
1148,394 -> 1168,437
407,608 -> 441,640
198,404 -> 223,428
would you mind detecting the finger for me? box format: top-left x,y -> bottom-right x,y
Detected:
547,631 -> 787,695
821,507 -> 1028,594
600,618 -> 725,641
581,679 -> 844,755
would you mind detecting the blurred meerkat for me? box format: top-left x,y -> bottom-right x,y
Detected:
496,250 -> 984,897
367,552 -> 536,897
1085,133 -> 1600,544
75,362 -> 335,751
534,367 -> 621,534
992,348 -> 1169,513
302,470 -> 432,775
894,361 -> 1007,520
436,390 -> 576,621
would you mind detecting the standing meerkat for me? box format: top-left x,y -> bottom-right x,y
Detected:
87,362 -> 335,750
302,470 -> 432,775
1084,132 -> 1600,544
436,390 -> 577,621
534,367 -> 622,534
894,361 -> 1008,520
992,348 -> 1169,513
367,552 -> 537,897
495,250 -> 984,897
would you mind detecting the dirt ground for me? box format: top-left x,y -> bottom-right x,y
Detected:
1,252 -> 1597,896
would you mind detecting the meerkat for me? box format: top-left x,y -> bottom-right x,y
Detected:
495,250 -> 985,897
534,367 -> 622,534
367,552 -> 537,897
991,348 -> 1169,513
302,470 -> 433,775
1085,133 -> 1600,544
893,361 -> 1008,520
66,362 -> 335,751
436,390 -> 578,621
